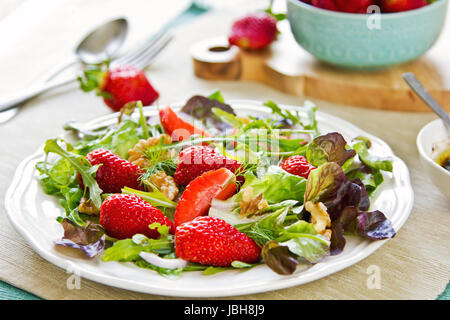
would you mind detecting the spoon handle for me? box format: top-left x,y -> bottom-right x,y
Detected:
402,72 -> 450,129
0,76 -> 77,112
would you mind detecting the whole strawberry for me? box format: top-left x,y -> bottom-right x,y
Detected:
175,216 -> 261,267
311,0 -> 338,11
81,148 -> 144,193
280,155 -> 315,179
380,0 -> 427,12
228,13 -> 278,50
100,193 -> 174,239
335,0 -> 374,13
79,63 -> 159,112
174,146 -> 243,186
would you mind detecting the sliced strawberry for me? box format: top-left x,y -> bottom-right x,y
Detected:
174,168 -> 236,227
159,107 -> 211,142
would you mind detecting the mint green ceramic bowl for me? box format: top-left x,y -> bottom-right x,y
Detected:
286,0 -> 448,69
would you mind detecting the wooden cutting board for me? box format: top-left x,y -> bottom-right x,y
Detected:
190,21 -> 450,112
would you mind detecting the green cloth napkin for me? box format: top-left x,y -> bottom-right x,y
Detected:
0,281 -> 40,300
437,281 -> 450,300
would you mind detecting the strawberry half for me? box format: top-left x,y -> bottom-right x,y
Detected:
174,146 -> 243,187
175,216 -> 261,267
100,193 -> 174,240
81,148 -> 144,194
78,63 -> 159,112
174,168 -> 237,227
159,106 -> 211,142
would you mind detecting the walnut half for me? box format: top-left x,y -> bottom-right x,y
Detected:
149,170 -> 179,201
304,201 -> 332,240
128,134 -> 172,168
239,186 -> 268,218
77,197 -> 100,215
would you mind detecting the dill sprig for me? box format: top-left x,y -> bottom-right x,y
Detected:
141,160 -> 177,181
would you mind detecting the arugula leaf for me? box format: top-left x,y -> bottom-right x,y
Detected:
137,100 -> 150,139
304,101 -> 319,136
102,224 -> 174,262
238,208 -> 329,274
264,100 -> 303,126
207,89 -> 225,103
122,187 -> 177,209
352,137 -> 393,172
43,139 -> 102,208
211,107 -> 244,128
134,258 -> 184,278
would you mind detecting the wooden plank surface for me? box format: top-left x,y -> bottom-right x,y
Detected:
0,0 -> 449,300
192,7 -> 450,112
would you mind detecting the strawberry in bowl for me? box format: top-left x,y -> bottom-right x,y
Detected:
288,0 -> 446,69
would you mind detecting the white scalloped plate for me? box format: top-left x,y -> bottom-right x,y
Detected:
5,100 -> 413,297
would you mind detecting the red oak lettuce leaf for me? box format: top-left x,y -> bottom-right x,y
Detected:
54,218 -> 105,258
304,162 -> 395,256
306,132 -> 356,167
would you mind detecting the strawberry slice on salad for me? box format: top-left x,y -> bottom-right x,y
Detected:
174,168 -> 237,227
159,106 -> 211,142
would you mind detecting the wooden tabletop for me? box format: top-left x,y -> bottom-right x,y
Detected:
0,0 -> 449,300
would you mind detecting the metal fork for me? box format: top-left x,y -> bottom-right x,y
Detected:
0,30 -> 173,119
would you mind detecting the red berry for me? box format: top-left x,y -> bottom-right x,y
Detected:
174,168 -> 237,227
380,0 -> 426,12
228,13 -> 278,50
312,0 -> 339,11
100,194 -> 174,240
159,106 -> 211,142
335,0 -> 374,13
175,216 -> 261,267
101,64 -> 159,112
81,148 -> 144,193
174,146 -> 243,187
280,155 -> 315,179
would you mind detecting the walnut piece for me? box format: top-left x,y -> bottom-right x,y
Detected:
128,134 -> 172,168
77,197 -> 100,215
304,201 -> 332,239
239,186 -> 268,217
149,170 -> 179,201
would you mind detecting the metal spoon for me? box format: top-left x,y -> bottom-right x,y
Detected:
0,17 -> 128,114
403,72 -> 450,136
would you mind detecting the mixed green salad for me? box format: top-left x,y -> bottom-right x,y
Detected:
36,91 -> 396,278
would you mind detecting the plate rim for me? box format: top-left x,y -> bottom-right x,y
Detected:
4,100 -> 414,297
